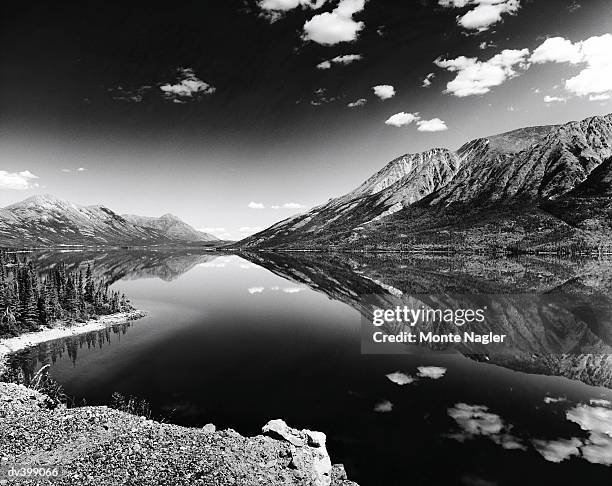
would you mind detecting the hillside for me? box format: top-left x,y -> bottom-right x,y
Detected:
239,114 -> 612,253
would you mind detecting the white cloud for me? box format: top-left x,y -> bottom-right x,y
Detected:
372,84 -> 396,100
248,201 -> 266,209
417,366 -> 447,379
160,68 -> 215,100
543,396 -> 566,404
590,93 -> 611,101
283,287 -> 305,293
385,372 -> 415,385
77,167 -> 86,172
439,0 -> 521,31
533,438 -> 582,463
385,112 -> 420,127
422,72 -> 435,88
347,98 -> 367,108
543,95 -> 567,103
373,400 -> 393,413
417,118 -> 448,132
303,0 -> 366,45
530,34 -> 612,99
435,49 -> 530,97
0,170 -> 39,190
282,202 -> 304,209
317,53 -> 362,69
248,287 -> 265,294
259,0 -> 326,11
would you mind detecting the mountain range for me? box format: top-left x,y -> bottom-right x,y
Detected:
239,113 -> 612,252
0,194 -> 221,247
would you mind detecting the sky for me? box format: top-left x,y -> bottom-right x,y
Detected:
1,0 -> 611,240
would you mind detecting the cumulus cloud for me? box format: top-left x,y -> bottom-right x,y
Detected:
417,366 -> 447,379
439,0 -> 521,32
0,170 -> 39,190
543,396 -> 567,404
372,84 -> 396,100
422,72 -> 435,88
533,438 -> 582,463
543,95 -> 567,103
283,287 -> 305,293
317,53 -> 362,69
530,34 -> 612,99
447,403 -> 526,450
347,98 -> 367,108
373,400 -> 393,413
248,201 -> 266,209
417,118 -> 448,132
259,0 -> 327,11
248,287 -> 265,294
385,372 -> 416,385
303,0 -> 366,45
435,49 -> 530,97
160,68 -> 215,101
385,112 -> 419,127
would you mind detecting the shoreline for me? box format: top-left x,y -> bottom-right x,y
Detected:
0,309 -> 146,376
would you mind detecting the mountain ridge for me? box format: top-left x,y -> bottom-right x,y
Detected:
0,194 -> 220,247
238,113 -> 612,252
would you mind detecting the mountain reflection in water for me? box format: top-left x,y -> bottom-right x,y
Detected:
7,249 -> 612,486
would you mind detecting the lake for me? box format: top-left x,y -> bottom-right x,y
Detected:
7,250 -> 612,486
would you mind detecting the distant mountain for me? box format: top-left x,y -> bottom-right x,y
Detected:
239,114 -> 612,252
0,194 -> 220,247
122,213 -> 218,243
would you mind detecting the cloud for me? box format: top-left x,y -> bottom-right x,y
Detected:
303,0 -> 366,45
240,226 -> 264,232
435,49 -> 530,97
439,0 -> 521,32
281,202 -> 304,209
61,167 -> 87,174
530,34 -> 612,99
0,170 -> 39,190
385,372 -> 415,385
248,287 -> 265,294
372,84 -> 395,100
422,72 -> 435,88
590,399 -> 612,407
385,112 -> 420,127
373,400 -> 393,413
317,54 -> 362,69
543,95 -> 567,103
543,396 -> 567,404
248,201 -> 266,209
160,68 -> 215,101
448,403 -> 526,450
417,366 -> 447,379
533,438 -> 582,463
282,287 -> 305,293
417,118 -> 448,132
259,0 -> 326,11
347,98 -> 367,108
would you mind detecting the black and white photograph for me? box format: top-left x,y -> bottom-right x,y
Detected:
1,0 -> 612,484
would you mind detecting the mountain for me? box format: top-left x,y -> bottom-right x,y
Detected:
238,114 -> 612,252
122,213 -> 218,243
0,194 -> 219,247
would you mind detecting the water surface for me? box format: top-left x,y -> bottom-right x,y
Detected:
9,250 -> 612,486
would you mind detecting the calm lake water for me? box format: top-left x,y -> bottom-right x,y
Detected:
8,250 -> 612,486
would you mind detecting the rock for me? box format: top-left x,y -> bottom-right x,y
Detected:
202,423 -> 216,434
262,419 -> 304,447
304,429 -> 326,448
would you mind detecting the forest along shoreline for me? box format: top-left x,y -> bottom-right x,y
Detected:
0,250 -> 143,377
0,310 -> 145,376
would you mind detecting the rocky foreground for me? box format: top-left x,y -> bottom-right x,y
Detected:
0,383 -> 357,486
